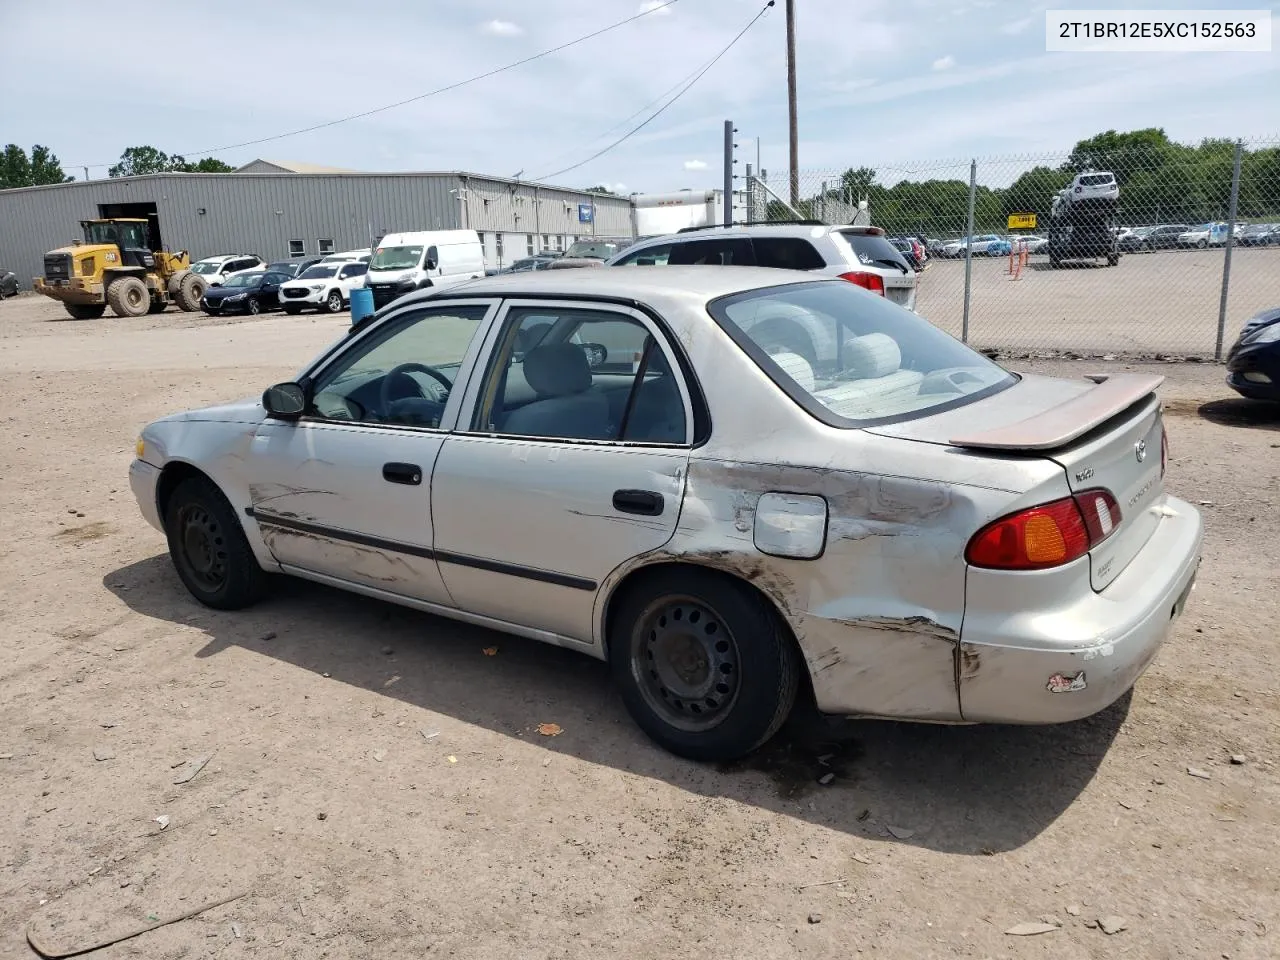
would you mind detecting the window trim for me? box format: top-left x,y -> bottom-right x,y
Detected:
706,279 -> 1018,430
298,298 -> 501,435
317,238 -> 335,256
454,298 -> 696,448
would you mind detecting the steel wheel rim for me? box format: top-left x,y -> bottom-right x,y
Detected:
127,286 -> 144,307
177,504 -> 227,592
631,595 -> 741,733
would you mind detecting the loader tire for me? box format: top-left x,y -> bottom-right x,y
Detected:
175,272 -> 206,312
107,277 -> 150,318
65,303 -> 106,320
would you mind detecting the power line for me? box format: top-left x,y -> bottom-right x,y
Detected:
71,0 -> 681,169
534,0 -> 775,183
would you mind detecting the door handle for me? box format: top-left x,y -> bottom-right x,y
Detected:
613,489 -> 664,516
382,462 -> 423,485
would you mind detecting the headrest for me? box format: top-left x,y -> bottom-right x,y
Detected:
523,343 -> 592,397
843,333 -> 901,379
769,351 -> 816,392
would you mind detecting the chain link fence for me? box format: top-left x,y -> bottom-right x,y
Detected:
746,136 -> 1280,359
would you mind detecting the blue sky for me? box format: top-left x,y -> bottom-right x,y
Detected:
1,0 -> 1276,192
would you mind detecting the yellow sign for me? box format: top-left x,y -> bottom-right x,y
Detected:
1007,212 -> 1037,230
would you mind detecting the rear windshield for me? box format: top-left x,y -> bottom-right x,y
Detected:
708,280 -> 1015,426
1080,174 -> 1115,185
835,231 -> 911,272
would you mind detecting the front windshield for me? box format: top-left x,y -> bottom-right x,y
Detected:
369,245 -> 424,271
192,261 -> 221,275
709,280 -> 1015,426
222,274 -> 258,288
298,265 -> 338,279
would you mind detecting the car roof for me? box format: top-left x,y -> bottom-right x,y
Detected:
196,254 -> 256,263
627,223 -> 885,244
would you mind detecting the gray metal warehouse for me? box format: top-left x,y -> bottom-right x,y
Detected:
0,165 -> 634,286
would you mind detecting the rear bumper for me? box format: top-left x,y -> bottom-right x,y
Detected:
958,495 -> 1203,723
129,459 -> 163,533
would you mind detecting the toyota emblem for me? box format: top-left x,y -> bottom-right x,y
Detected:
1134,438 -> 1147,462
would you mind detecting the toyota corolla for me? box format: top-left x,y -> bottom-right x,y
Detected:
130,268 -> 1203,761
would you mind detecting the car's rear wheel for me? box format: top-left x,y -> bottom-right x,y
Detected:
163,476 -> 267,610
609,568 -> 801,761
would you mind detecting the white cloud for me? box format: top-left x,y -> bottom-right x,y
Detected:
821,78 -> 876,93
932,55 -> 956,71
482,19 -> 522,36
683,159 -> 708,170
1000,16 -> 1033,35
639,0 -> 672,14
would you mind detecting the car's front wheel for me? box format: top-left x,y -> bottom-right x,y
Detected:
609,568 -> 801,761
163,476 -> 267,610
325,290 -> 343,313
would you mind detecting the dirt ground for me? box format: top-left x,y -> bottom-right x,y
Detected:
916,246 -> 1280,357
1,293 -> 1277,960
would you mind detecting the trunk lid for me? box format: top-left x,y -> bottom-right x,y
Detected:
867,373 -> 1166,591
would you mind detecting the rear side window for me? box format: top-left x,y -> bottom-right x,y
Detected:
750,237 -> 827,271
836,231 -> 911,271
613,243 -> 673,266
668,238 -> 755,266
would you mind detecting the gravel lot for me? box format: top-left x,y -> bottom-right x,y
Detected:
2,293 -> 1277,959
917,246 -> 1280,357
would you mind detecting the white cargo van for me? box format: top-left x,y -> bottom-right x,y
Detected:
364,230 -> 485,309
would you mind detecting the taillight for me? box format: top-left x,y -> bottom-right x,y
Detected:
1160,424 -> 1168,478
838,271 -> 885,295
966,489 -> 1121,571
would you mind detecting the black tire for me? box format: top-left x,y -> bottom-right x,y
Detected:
64,303 -> 106,320
608,568 -> 801,762
107,276 -> 150,317
163,476 -> 268,610
283,305 -> 302,315
325,289 -> 344,313
1196,239 -> 1207,249
175,272 -> 206,312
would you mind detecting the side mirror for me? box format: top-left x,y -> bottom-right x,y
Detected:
424,258 -> 437,271
262,382 -> 307,420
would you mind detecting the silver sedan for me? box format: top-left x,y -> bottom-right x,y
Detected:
130,268 -> 1203,761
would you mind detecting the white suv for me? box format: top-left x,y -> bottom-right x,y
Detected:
190,254 -> 266,287
277,259 -> 368,314
606,223 -> 918,310
1070,171 -> 1119,204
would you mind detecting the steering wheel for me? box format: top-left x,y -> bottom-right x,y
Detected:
379,362 -> 453,413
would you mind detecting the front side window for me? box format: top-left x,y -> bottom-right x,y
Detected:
612,242 -> 673,266
709,280 -> 1015,426
309,304 -> 490,427
339,263 -> 367,279
472,306 -> 687,444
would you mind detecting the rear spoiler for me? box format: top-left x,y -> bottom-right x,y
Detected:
950,374 -> 1164,451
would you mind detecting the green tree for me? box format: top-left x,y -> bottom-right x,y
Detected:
1,143 -> 73,188
109,146 -> 233,177
584,184 -> 615,195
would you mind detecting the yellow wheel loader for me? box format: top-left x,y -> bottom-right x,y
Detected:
33,219 -> 207,320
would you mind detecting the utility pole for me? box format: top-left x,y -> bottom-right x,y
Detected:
785,0 -> 799,208
723,120 -> 737,227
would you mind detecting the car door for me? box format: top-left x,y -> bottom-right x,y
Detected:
337,262 -> 367,301
245,300 -> 497,603
431,300 -> 695,644
258,272 -> 287,309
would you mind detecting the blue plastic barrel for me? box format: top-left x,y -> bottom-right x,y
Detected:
349,287 -> 374,324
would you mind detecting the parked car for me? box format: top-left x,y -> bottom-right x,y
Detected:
501,254 -> 562,274
1118,227 -> 1155,252
0,269 -> 18,298
1069,170 -> 1120,205
1238,223 -> 1280,247
365,230 -> 486,309
1178,223 -> 1229,249
321,249 -> 372,264
1009,235 -> 1049,254
1133,224 -> 1192,251
265,258 -> 324,279
200,271 -> 291,316
938,234 -> 1008,258
129,267 -> 1203,761
607,223 -> 919,312
277,260 -> 368,314
564,239 -> 631,260
888,236 -> 926,269
1225,305 -> 1280,401
191,255 -> 267,287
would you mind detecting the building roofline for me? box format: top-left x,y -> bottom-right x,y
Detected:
0,170 -> 630,199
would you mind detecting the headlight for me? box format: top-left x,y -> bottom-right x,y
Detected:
226,293 -> 246,301
309,284 -> 325,292
1244,322 -> 1280,344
